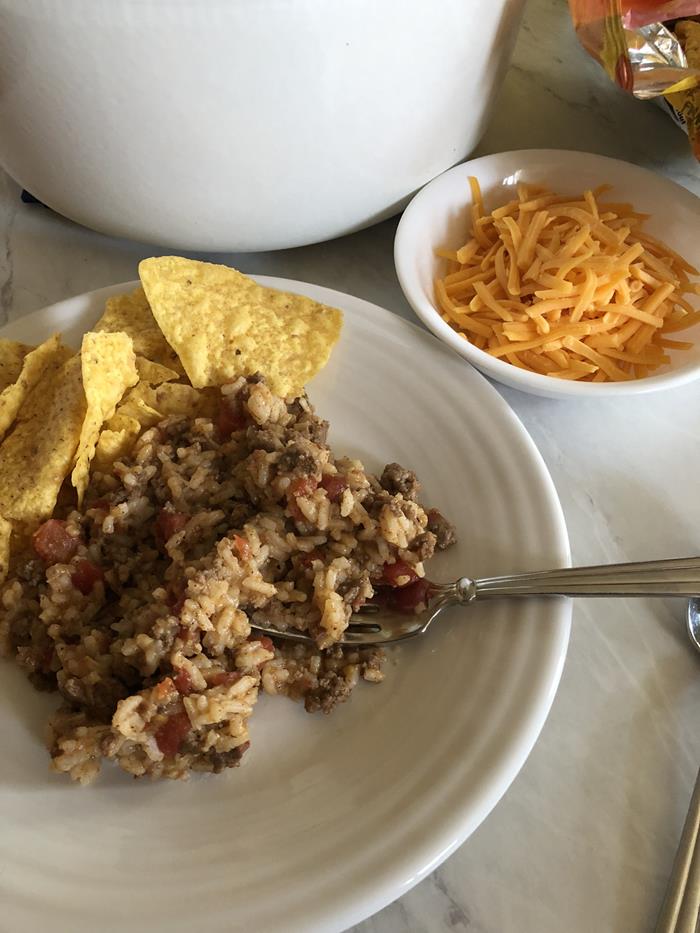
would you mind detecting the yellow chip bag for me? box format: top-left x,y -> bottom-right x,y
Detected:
135,356 -> 179,385
71,332 -> 139,504
0,355 -> 86,530
0,340 -> 34,392
139,257 -> 343,397
94,287 -> 184,374
0,334 -> 72,442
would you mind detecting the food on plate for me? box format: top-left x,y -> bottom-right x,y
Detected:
94,286 -> 184,374
71,331 -> 139,505
139,256 -> 343,396
0,354 -> 85,533
0,334 -> 69,441
0,259 -> 455,784
435,178 -> 700,381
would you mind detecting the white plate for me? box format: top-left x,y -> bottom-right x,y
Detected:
394,148 -> 700,398
0,278 -> 571,932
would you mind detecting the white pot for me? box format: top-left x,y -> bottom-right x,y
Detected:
0,0 -> 525,251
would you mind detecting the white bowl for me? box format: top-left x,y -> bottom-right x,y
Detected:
0,279 -> 570,933
394,149 -> 700,398
0,0 -> 525,252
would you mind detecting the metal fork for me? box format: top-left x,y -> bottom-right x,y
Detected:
251,556 -> 700,646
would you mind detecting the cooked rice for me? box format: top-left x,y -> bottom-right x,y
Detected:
0,376 -> 455,783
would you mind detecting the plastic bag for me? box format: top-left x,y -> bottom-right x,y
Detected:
568,1 -> 700,156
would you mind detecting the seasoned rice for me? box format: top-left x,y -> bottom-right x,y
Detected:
0,376 -> 455,783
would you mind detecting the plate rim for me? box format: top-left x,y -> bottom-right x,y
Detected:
0,276 -> 572,932
394,147 -> 700,399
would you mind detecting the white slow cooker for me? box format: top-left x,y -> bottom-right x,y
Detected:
0,0 -> 525,251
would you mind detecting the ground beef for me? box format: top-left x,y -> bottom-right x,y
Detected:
298,417 -> 329,447
304,671 -> 354,713
427,508 -> 457,549
277,445 -> 319,476
411,531 -> 436,562
246,426 -> 284,452
380,462 -> 420,500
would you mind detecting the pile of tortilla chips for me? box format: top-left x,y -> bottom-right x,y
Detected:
0,258 -> 343,580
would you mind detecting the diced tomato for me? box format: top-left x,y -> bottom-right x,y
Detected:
39,646 -> 54,674
233,534 -> 251,561
382,559 -> 418,587
392,577 -> 432,612
173,668 -> 194,696
32,519 -> 79,565
289,476 -> 318,498
168,585 -> 186,615
248,634 -> 274,653
237,741 -> 250,757
207,670 -> 243,687
154,676 -> 176,702
299,548 -> 322,568
320,474 -> 348,503
154,509 -> 188,547
217,396 -> 248,438
371,578 -> 432,613
71,559 -> 104,595
154,709 -> 191,757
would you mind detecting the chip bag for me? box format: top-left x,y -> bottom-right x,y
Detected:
569,1 -> 700,157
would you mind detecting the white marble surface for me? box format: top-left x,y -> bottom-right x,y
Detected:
2,0 -> 700,930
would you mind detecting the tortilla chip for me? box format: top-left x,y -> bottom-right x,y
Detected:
93,427 -> 139,472
135,356 -> 179,385
0,335 -> 72,443
106,412 -> 142,434
94,287 -> 184,374
0,514 -> 12,583
111,392 -> 162,430
0,355 -> 86,530
131,382 -> 217,421
139,257 -> 343,396
71,332 -> 139,504
0,340 -> 34,392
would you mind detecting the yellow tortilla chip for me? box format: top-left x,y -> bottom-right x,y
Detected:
111,392 -> 162,430
131,382 -> 217,420
139,257 -> 343,396
106,412 -> 142,434
71,332 -> 139,504
0,335 -> 72,442
0,355 -> 86,530
0,340 -> 34,392
94,287 -> 184,374
135,356 -> 179,385
0,514 -> 12,583
93,427 -> 139,472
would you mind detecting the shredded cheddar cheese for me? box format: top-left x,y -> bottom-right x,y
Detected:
434,179 -> 700,381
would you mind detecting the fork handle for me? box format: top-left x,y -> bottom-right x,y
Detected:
655,765 -> 700,933
463,557 -> 700,600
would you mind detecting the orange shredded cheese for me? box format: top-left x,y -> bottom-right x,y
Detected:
434,178 -> 699,381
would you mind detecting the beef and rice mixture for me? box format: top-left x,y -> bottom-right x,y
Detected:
0,376 -> 455,784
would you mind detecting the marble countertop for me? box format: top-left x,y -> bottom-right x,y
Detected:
2,0 -> 700,930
